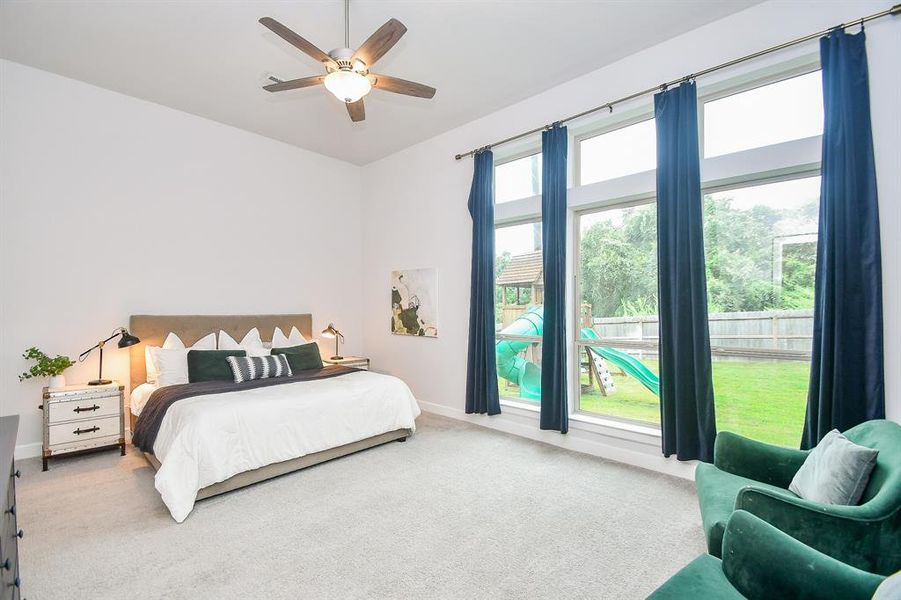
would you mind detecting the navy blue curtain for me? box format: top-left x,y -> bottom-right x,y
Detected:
466,150 -> 501,415
540,125 -> 568,433
655,82 -> 717,462
803,28 -> 884,448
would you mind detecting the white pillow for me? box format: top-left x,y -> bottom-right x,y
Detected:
151,332 -> 217,387
218,328 -> 264,351
271,326 -> 308,348
145,332 -> 189,384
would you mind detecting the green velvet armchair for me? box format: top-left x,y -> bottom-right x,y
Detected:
695,419 -> 901,575
649,510 -> 886,600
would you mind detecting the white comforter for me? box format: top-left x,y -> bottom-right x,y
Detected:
149,371 -> 420,522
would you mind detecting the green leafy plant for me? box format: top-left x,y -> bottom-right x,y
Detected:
18,347 -> 75,381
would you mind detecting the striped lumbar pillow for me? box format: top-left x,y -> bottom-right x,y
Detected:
226,354 -> 293,383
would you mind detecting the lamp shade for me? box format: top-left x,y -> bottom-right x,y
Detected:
117,330 -> 141,348
320,324 -> 340,339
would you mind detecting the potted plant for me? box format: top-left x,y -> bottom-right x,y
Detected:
19,347 -> 75,389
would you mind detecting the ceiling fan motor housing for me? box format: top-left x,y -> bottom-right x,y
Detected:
328,48 -> 367,73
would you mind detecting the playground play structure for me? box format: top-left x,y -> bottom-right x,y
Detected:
496,306 -> 660,401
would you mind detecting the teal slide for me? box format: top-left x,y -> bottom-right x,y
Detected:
495,306 -> 544,400
495,306 -> 660,399
579,328 -> 660,397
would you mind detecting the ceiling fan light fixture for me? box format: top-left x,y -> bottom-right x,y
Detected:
324,70 -> 372,103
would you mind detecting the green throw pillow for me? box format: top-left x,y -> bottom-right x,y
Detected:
271,343 -> 323,373
187,349 -> 246,383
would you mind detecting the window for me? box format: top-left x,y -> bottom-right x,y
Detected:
495,221 -> 543,401
492,61 -> 823,446
579,118 -> 656,186
703,176 -> 820,446
703,70 -> 823,157
495,154 -> 541,204
576,203 -> 660,424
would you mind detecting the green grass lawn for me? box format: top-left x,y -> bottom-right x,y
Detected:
500,358 -> 809,448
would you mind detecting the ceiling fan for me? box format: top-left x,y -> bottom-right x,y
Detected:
259,1 -> 436,122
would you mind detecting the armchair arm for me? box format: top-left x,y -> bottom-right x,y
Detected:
722,510 -> 884,600
736,487 -> 900,575
714,431 -> 808,488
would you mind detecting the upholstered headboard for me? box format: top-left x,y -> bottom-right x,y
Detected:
128,314 -> 313,391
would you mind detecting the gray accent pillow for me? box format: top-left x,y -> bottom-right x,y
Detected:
789,429 -> 878,505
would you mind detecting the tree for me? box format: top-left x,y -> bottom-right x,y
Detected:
578,196 -> 818,319
580,204 -> 658,317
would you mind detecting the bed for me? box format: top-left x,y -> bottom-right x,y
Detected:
128,314 -> 419,522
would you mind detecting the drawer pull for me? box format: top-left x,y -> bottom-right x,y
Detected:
73,404 -> 100,413
4,504 -> 14,516
73,426 -> 100,435
14,529 -> 23,539
14,469 -> 20,479
0,558 -> 8,570
14,576 -> 20,588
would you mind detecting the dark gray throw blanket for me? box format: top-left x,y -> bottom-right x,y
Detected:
132,365 -> 358,453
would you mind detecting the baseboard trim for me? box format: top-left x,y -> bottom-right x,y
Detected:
14,441 -> 42,460
418,399 -> 697,481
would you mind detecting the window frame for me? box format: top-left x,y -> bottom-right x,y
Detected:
570,168 -> 822,426
493,149 -> 543,205
491,58 -> 825,431
698,59 -> 822,159
573,109 -> 656,188
572,196 -> 661,426
494,217 -> 545,405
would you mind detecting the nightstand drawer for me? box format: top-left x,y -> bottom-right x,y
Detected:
48,393 -> 120,424
48,415 -> 120,449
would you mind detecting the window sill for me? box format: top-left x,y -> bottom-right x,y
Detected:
569,411 -> 661,438
498,398 -> 661,444
499,397 -> 540,413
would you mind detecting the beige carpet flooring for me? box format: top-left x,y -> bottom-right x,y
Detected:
16,413 -> 704,599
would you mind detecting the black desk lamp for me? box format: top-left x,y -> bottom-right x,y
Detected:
320,324 -> 344,360
79,327 -> 141,385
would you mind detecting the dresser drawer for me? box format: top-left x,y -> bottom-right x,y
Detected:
48,393 -> 120,424
48,415 -> 120,450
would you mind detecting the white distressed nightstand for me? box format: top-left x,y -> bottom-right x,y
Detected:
40,382 -> 126,471
322,356 -> 370,370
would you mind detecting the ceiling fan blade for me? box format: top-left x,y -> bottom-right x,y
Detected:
369,74 -> 436,99
346,99 -> 365,122
263,75 -> 325,92
259,17 -> 336,68
352,18 -> 406,68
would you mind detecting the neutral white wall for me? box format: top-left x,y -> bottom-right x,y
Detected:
0,60 -> 364,455
359,0 -> 901,475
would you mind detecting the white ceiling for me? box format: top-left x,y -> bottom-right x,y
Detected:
0,1 -> 760,165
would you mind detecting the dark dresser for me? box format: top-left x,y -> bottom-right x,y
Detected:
0,416 -> 22,599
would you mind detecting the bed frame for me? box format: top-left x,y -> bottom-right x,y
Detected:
128,314 -> 410,501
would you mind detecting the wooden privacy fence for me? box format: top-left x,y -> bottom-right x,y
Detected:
589,309 -> 814,361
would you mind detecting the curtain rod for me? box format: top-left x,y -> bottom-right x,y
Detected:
454,3 -> 900,161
